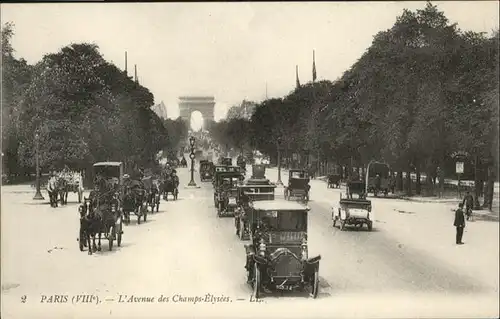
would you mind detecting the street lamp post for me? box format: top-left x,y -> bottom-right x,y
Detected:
188,136 -> 197,187
33,131 -> 45,200
276,137 -> 283,186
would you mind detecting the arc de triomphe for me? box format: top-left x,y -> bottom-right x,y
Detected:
178,96 -> 215,129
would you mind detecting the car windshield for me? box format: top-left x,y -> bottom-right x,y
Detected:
291,171 -> 306,178
259,210 -> 307,231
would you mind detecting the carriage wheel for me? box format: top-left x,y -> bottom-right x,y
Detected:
367,221 -> 373,231
310,269 -> 319,298
108,226 -> 115,251
252,264 -> 261,299
117,220 -> 123,247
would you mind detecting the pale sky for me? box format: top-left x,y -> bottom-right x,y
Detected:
2,2 -> 498,121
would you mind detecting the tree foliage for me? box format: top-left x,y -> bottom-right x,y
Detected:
209,2 -> 499,185
1,24 -> 186,175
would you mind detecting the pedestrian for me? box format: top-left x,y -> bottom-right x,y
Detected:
462,191 -> 474,220
454,203 -> 466,245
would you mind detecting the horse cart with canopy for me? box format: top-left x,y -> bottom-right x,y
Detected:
57,171 -> 84,204
284,170 -> 311,203
331,181 -> 373,231
77,162 -> 124,254
213,171 -> 243,217
234,184 -> 277,240
243,200 -> 321,299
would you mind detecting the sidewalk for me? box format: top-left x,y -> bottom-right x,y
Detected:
313,174 -> 499,221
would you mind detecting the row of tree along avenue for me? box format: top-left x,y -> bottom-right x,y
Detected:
1,22 -> 188,184
208,3 -> 499,208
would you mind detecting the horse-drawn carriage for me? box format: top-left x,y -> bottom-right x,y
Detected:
213,171 -> 243,217
199,160 -> 214,182
365,161 -> 391,196
46,170 -> 84,207
77,162 -> 124,254
143,175 -> 161,213
331,181 -> 373,231
160,170 -> 179,201
284,170 -> 311,203
234,184 -> 277,240
244,200 -> 321,299
122,173 -> 148,225
327,174 -> 342,188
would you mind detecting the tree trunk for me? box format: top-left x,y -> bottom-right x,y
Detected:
396,171 -> 403,191
425,169 -> 434,196
416,168 -> 421,195
406,170 -> 412,196
483,166 -> 495,211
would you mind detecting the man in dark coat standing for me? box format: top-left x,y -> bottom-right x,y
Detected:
454,203 -> 466,245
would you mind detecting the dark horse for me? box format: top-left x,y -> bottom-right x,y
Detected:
79,178 -> 119,255
122,180 -> 147,224
147,181 -> 160,212
47,177 -> 67,207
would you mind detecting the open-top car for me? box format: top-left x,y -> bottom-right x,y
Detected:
244,200 -> 321,299
199,160 -> 214,182
213,171 -> 244,217
234,184 -> 277,240
331,181 -> 373,231
284,169 -> 311,203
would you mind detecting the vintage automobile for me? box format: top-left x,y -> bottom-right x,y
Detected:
331,182 -> 373,231
234,184 -> 277,240
284,170 -> 311,203
365,161 -> 391,196
244,200 -> 321,299
78,162 -> 124,253
213,171 -> 244,217
199,160 -> 215,182
251,164 -> 267,179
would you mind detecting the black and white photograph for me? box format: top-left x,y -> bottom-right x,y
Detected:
1,2 -> 499,318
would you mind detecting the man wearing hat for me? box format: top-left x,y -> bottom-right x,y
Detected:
454,203 -> 466,245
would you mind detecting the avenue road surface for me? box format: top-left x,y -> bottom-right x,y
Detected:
1,162 -> 499,319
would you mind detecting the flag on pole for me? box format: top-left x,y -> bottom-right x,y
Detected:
296,65 -> 301,89
312,50 -> 317,82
